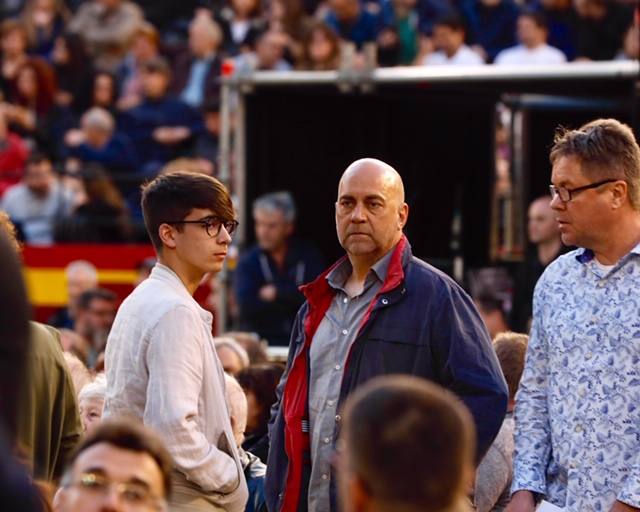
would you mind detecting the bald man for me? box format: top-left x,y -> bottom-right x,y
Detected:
510,196 -> 565,332
265,158 -> 508,512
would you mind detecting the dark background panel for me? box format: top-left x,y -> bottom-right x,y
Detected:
244,86 -> 497,271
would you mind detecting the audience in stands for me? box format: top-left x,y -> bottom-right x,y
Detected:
494,11 -> 566,65
297,20 -> 341,70
421,13 -> 484,66
215,336 -> 251,375
1,151 -> 73,244
77,373 -> 106,434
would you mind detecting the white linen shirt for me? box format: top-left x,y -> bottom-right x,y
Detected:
494,44 -> 566,66
104,263 -> 248,510
422,45 -> 485,66
511,245 -> 640,511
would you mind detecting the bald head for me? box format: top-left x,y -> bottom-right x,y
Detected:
339,158 -> 405,205
527,195 -> 559,245
336,158 -> 409,268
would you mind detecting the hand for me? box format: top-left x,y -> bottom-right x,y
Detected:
259,284 -> 277,302
610,501 -> 640,512
505,490 -> 535,512
64,128 -> 85,147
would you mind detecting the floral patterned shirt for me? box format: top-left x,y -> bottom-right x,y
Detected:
511,244 -> 640,511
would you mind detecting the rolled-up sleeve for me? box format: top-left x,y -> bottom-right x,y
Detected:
144,306 -> 238,492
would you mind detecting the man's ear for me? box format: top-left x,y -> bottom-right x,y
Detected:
610,181 -> 628,210
158,223 -> 177,249
398,203 -> 409,230
349,474 -> 373,512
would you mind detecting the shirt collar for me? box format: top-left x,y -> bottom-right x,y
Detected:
149,263 -> 213,323
575,241 -> 640,264
326,246 -> 395,291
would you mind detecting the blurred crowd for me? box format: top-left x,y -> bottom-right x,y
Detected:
0,0 -> 637,246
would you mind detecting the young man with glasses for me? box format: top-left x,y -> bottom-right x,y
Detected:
56,419 -> 172,512
104,171 -> 248,511
508,119 -> 640,512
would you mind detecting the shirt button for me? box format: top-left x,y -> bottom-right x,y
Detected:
341,329 -> 348,335
327,399 -> 335,407
323,437 -> 331,444
321,473 -> 329,480
335,414 -> 341,422
334,364 -> 341,371
585,352 -> 592,360
575,425 -> 583,433
343,297 -> 348,304
381,298 -> 388,305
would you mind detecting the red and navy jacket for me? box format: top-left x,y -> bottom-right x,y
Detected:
265,237 -> 508,512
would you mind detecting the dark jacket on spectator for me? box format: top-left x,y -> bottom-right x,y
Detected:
460,0 -> 520,62
66,133 -> 140,176
216,8 -> 266,56
574,2 -> 634,61
265,236 -> 508,512
234,238 -> 324,346
325,9 -> 381,49
530,0 -> 579,60
170,51 -> 223,108
118,96 -> 204,169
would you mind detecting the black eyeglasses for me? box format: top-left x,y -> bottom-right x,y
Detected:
165,216 -> 239,238
549,178 -> 618,203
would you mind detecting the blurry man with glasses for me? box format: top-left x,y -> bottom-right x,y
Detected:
104,171 -> 248,511
508,119 -> 640,512
56,419 -> 172,512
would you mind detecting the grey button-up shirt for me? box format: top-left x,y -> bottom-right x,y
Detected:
307,250 -> 393,512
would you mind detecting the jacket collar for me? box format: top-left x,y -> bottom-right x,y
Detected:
301,235 -> 411,305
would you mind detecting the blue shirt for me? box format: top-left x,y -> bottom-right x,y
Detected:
512,244 -> 640,510
181,58 -> 213,108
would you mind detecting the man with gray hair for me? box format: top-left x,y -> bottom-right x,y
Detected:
234,191 -> 324,346
64,107 -> 139,179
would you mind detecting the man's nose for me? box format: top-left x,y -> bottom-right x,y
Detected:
351,203 -> 366,222
549,192 -> 564,210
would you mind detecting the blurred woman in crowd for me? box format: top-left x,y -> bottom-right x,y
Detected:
267,0 -> 313,63
217,0 -> 266,55
21,0 -> 70,61
1,20 -> 30,92
51,32 -> 93,112
297,21 -> 340,70
237,363 -> 285,463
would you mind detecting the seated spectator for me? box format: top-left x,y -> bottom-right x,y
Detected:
530,0 -> 578,60
1,58 -> 58,155
615,21 -> 639,61
266,0 -> 313,63
214,336 -> 250,376
1,20 -> 30,94
421,13 -> 485,66
49,260 -> 99,330
234,191 -> 324,346
21,0 -> 69,62
337,375 -> 475,512
495,11 -> 566,65
225,374 -> 267,512
377,0 -> 420,66
216,0 -> 267,56
67,0 -> 144,72
237,363 -> 285,463
64,107 -> 139,179
171,14 -> 224,110
224,331 -> 269,364
88,71 -> 120,119
77,373 -> 106,434
133,256 -> 156,287
573,0 -> 634,61
0,109 -> 29,198
51,33 -> 94,112
1,151 -> 73,244
117,22 -> 161,111
234,29 -> 293,72
55,419 -> 173,512
460,0 -> 520,62
62,350 -> 92,392
473,332 -> 527,512
54,164 -> 133,244
118,56 -> 204,177
72,288 -> 117,369
297,21 -> 341,70
324,0 -> 381,51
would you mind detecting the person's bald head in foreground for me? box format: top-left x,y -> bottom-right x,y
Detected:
336,158 -> 409,269
337,375 -> 475,512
